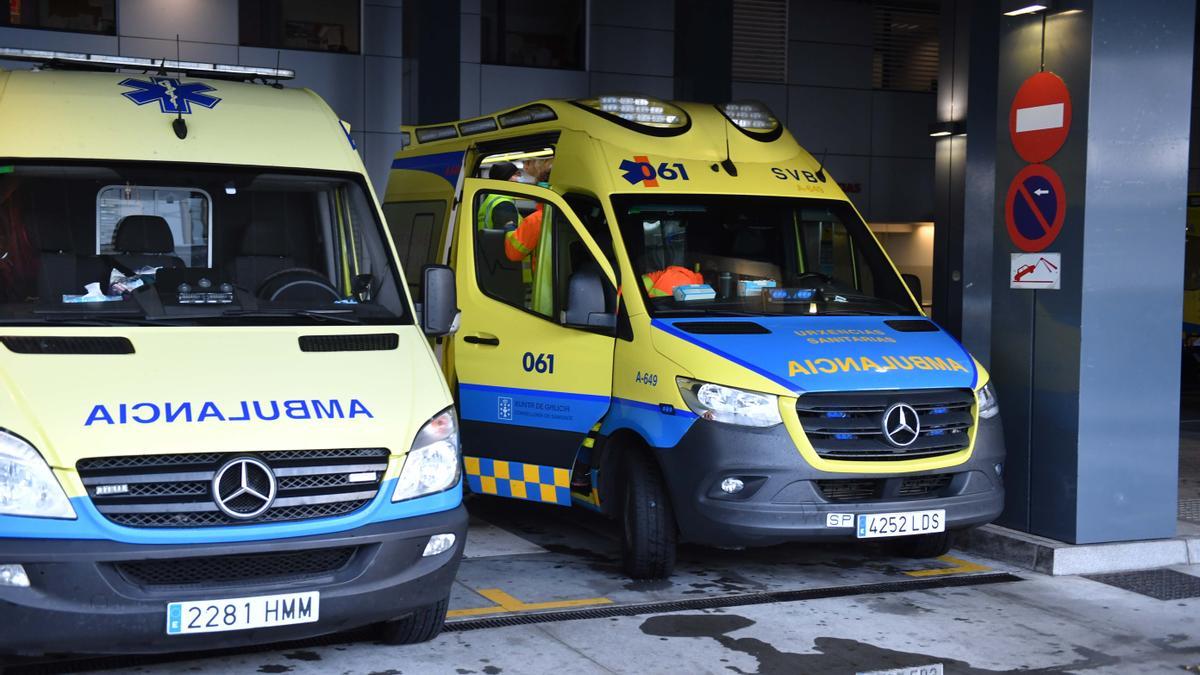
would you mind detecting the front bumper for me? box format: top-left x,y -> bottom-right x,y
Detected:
0,504 -> 467,658
654,414 -> 1006,548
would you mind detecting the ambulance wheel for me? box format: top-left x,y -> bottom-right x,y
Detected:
378,597 -> 449,645
621,450 -> 677,579
891,530 -> 954,558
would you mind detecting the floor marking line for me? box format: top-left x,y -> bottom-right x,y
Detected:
444,573 -> 1024,632
904,554 -> 991,577
447,588 -> 613,618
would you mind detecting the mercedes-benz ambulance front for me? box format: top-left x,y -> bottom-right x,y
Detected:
384,95 -> 1004,580
0,51 -> 466,658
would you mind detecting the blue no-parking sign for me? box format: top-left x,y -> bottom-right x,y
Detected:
1005,163 -> 1066,252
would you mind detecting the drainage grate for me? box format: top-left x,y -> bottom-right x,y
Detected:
1179,498 -> 1200,524
1085,569 -> 1200,600
443,572 -> 1023,632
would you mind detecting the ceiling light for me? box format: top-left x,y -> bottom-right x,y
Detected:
1004,4 -> 1048,16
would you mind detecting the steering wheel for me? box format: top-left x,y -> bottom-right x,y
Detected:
256,268 -> 341,303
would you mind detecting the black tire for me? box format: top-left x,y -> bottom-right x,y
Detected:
620,450 -> 677,579
378,597 -> 449,645
891,530 -> 954,558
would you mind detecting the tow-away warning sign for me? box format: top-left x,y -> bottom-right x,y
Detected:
1010,253 -> 1061,290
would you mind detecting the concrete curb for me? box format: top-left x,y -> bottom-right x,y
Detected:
957,523 -> 1200,576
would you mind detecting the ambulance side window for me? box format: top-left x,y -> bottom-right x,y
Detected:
473,191 -> 553,319
562,193 -> 618,283
797,214 -> 876,294
553,205 -> 616,329
382,200 -> 446,298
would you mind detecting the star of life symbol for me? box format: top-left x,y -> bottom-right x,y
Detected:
119,77 -> 221,114
498,396 -> 514,421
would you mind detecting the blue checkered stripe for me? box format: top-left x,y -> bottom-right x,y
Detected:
464,456 -> 571,506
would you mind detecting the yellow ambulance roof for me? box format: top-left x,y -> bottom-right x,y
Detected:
394,98 -> 844,201
400,98 -> 807,160
0,67 -> 363,173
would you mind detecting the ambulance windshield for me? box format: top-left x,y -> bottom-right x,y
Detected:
0,162 -> 409,326
612,195 -> 918,317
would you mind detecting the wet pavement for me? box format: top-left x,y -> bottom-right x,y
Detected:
14,494 -> 1194,674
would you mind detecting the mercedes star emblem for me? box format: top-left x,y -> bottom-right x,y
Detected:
882,403 -> 921,447
212,456 -> 277,519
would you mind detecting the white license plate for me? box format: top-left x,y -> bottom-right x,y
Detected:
856,509 -> 945,539
167,591 -> 319,635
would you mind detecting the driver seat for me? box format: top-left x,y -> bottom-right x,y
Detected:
227,218 -> 298,293
110,215 -> 185,273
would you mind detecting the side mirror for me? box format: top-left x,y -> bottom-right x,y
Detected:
421,265 -> 460,337
565,267 -> 616,330
902,273 -> 923,306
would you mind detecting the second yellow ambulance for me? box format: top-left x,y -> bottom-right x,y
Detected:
384,96 -> 1005,579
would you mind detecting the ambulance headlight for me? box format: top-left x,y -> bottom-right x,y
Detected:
719,101 -> 780,132
977,382 -> 1000,419
677,378 -> 782,427
393,407 -> 461,502
0,432 -> 75,519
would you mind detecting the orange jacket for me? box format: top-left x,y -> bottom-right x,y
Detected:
641,266 -> 704,297
504,203 -> 543,264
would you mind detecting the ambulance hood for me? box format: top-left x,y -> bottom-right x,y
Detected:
0,327 -> 448,468
651,316 -> 978,394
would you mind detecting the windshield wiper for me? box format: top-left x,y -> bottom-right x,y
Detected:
0,311 -> 164,326
219,309 -> 366,325
652,308 -> 765,317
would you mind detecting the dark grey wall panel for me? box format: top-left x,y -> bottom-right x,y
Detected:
787,0 -> 872,45
870,90 -> 937,159
786,86 -> 873,156
787,41 -> 873,88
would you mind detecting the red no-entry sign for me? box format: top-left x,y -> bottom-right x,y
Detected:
1006,163 -> 1066,252
1009,71 -> 1072,163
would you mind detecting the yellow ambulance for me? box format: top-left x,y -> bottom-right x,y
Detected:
0,49 -> 464,657
384,96 -> 1004,579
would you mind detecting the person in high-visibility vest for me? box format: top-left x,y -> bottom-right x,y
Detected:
503,158 -> 555,316
476,162 -> 520,231
641,265 -> 704,297
503,158 -> 552,265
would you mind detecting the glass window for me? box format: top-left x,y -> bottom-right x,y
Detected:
383,200 -> 447,298
481,0 -> 585,70
0,162 -> 409,326
612,195 -> 917,317
473,190 -> 613,326
563,193 -> 618,282
474,190 -> 551,318
239,0 -> 361,54
1,0 -> 115,34
97,186 -> 211,268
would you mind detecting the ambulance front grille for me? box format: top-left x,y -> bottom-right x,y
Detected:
115,546 -> 359,588
796,389 -> 974,461
77,448 -> 389,528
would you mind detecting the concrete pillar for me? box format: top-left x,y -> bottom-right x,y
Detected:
987,0 -> 1194,543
